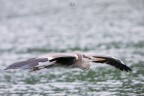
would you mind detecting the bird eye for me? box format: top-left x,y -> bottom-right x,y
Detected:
83,55 -> 90,59
83,54 -> 86,57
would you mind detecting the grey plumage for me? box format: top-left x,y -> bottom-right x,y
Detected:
4,52 -> 131,72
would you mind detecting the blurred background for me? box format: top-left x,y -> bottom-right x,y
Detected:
0,0 -> 144,96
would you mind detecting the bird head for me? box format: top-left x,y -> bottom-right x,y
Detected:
83,54 -> 107,63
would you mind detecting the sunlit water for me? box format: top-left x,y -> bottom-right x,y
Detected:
0,0 -> 144,96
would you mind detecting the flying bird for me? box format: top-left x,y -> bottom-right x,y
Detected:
4,52 -> 131,72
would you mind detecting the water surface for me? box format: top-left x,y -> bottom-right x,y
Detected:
0,0 -> 144,96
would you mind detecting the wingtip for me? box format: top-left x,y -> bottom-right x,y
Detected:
4,67 -> 9,70
126,68 -> 132,72
122,65 -> 132,72
4,67 -> 11,70
113,58 -> 132,72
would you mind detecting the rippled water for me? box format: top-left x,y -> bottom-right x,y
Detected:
0,0 -> 144,96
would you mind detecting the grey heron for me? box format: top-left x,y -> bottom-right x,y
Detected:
4,52 -> 131,72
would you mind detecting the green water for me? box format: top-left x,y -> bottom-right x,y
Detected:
0,0 -> 144,96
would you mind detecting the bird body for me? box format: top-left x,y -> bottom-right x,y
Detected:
4,52 -> 131,72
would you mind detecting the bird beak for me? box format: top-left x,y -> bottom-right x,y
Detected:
83,55 -> 105,62
90,57 -> 105,62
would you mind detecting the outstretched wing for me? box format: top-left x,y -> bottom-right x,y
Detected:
4,53 -> 77,71
4,58 -> 49,70
91,55 -> 131,72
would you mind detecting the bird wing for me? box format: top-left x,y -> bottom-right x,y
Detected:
4,58 -> 49,70
90,55 -> 131,72
4,53 -> 77,70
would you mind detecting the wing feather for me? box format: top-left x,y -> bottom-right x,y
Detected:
91,55 -> 131,72
4,58 -> 48,70
4,53 -> 77,70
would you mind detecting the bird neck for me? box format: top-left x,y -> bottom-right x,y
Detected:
75,53 -> 83,60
